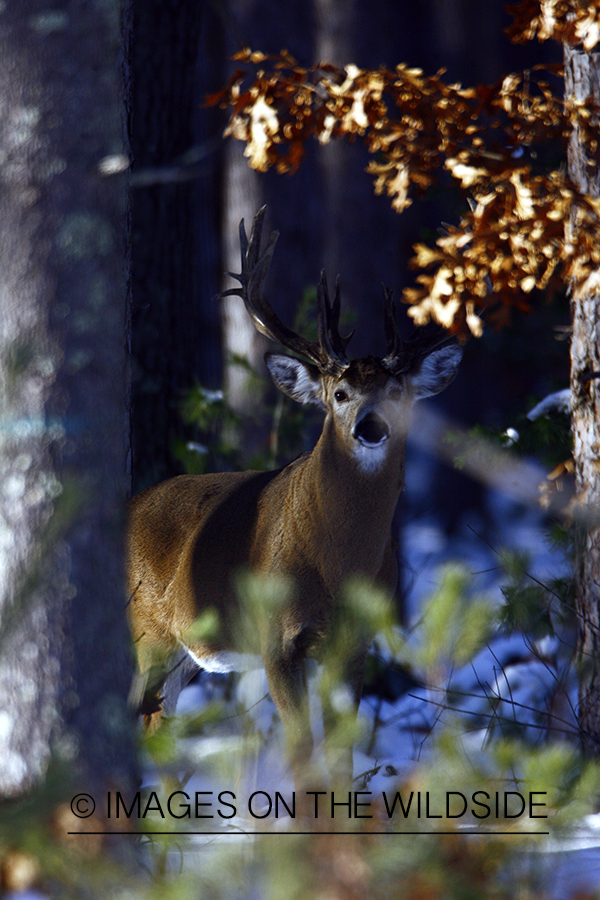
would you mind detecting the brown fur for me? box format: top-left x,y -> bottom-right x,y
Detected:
127,387 -> 404,787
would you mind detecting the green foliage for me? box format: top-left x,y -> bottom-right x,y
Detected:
233,570 -> 297,655
401,565 -> 494,674
184,608 -> 222,645
500,578 -> 555,638
174,377 -> 245,474
498,547 -> 573,639
450,394 -> 572,475
511,404 -> 572,470
2,559 -> 596,899
494,738 -> 600,828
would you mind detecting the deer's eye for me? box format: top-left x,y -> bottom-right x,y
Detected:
334,389 -> 349,404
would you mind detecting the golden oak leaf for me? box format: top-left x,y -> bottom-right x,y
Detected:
520,275 -> 537,292
412,244 -> 444,267
465,301 -> 484,336
446,159 -> 489,187
243,95 -> 279,171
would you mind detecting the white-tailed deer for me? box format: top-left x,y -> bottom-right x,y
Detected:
127,207 -> 461,792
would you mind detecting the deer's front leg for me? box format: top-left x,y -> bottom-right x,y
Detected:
263,641 -> 314,793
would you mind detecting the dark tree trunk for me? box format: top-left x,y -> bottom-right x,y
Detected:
564,43 -> 600,756
0,0 -> 136,798
130,0 -> 223,491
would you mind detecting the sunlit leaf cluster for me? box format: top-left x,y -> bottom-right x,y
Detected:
209,32 -> 600,337
406,170 -> 600,335
506,0 -> 600,51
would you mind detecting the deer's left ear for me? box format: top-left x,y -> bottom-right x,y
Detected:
411,344 -> 462,400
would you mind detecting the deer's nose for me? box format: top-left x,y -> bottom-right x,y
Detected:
353,412 -> 390,447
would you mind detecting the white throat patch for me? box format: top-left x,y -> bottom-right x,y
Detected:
352,440 -> 389,473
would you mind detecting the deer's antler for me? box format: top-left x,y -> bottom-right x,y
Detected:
221,206 -> 350,375
381,285 -> 457,376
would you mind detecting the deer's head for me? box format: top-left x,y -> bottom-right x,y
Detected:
223,207 -> 461,473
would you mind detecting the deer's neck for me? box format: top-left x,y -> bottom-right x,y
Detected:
292,416 -> 404,583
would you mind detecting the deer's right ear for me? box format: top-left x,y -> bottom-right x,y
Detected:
265,353 -> 324,406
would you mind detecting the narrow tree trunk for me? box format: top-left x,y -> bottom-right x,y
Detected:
0,0 -> 136,798
130,0 -> 222,491
564,43 -> 600,755
220,142 -> 265,412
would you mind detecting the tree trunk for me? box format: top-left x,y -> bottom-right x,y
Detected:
130,0 -> 223,491
0,0 -> 136,798
564,43 -> 600,755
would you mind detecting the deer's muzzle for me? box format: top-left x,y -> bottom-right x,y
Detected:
353,412 -> 390,447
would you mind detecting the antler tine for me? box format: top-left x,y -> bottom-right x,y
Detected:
382,294 -> 456,376
222,207 -> 351,373
381,285 -> 404,366
245,204 -> 266,271
333,275 -> 354,353
221,207 -> 267,294
221,209 -> 333,367
381,285 -> 452,374
316,271 -> 329,351
316,272 -> 352,372
220,209 -> 282,345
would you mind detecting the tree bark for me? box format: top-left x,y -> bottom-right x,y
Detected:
564,43 -> 600,755
0,0 -> 136,798
130,0 -> 223,491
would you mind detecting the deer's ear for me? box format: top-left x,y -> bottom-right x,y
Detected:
265,353 -> 324,406
411,344 -> 462,400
